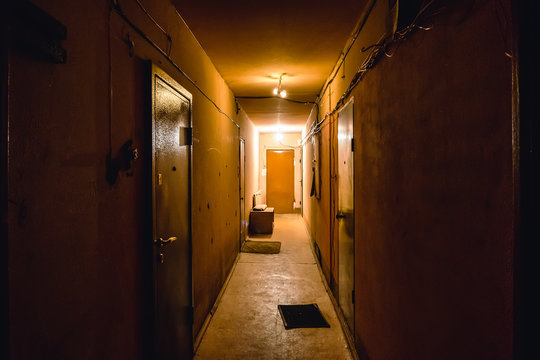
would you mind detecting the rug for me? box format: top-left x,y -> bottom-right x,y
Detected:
241,240 -> 281,254
278,304 -> 330,329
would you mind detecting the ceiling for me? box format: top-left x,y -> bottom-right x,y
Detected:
172,0 -> 368,131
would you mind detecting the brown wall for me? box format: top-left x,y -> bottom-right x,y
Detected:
6,0 -> 245,358
303,123 -> 334,287
303,1 -> 514,359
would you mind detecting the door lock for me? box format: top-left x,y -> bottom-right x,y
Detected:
336,213 -> 346,219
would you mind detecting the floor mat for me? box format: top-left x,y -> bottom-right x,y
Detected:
241,240 -> 281,254
278,304 -> 330,329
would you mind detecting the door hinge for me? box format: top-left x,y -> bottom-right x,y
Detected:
352,290 -> 355,304
351,138 -> 355,152
179,127 -> 193,146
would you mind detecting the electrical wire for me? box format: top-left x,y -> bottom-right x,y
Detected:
112,0 -> 239,128
134,0 -> 173,55
235,96 -> 319,120
235,96 -> 316,106
318,0 -> 378,103
301,0 -> 441,146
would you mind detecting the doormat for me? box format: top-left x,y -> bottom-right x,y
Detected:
278,304 -> 330,329
241,240 -> 281,254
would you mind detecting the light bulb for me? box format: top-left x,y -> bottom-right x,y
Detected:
273,88 -> 278,95
280,90 -> 287,98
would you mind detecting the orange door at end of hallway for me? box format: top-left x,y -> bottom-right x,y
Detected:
267,149 -> 294,213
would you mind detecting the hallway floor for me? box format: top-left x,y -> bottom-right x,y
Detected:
194,214 -> 354,360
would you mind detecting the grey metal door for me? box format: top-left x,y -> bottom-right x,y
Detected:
240,138 -> 246,245
151,65 -> 192,359
337,99 -> 354,333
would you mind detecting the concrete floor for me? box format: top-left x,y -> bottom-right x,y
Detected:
194,214 -> 354,360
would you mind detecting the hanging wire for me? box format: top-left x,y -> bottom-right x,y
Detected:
318,0 -> 379,104
112,0 -> 239,128
134,0 -> 173,55
235,96 -> 319,130
300,0 -> 443,146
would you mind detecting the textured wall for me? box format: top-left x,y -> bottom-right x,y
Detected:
303,1 -> 514,359
7,0 -> 244,358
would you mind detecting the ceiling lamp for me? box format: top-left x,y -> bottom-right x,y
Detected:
273,73 -> 287,98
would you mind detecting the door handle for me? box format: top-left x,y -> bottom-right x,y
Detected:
154,237 -> 177,246
336,213 -> 346,219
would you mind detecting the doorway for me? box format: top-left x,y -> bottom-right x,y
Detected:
337,99 -> 354,333
266,149 -> 294,213
150,64 -> 193,359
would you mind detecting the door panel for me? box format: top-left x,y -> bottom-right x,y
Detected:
267,149 -> 294,213
151,65 -> 192,359
337,100 -> 354,333
240,138 -> 246,245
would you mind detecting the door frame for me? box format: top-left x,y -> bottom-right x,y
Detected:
2,18 -> 9,360
514,2 -> 539,358
148,62 -> 194,357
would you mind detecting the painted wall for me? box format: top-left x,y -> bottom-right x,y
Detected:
237,108 -> 259,229
303,0 -> 514,359
6,0 -> 250,358
258,132 -> 302,211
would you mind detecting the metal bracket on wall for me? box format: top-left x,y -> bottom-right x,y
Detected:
8,2 -> 67,64
106,140 -> 139,184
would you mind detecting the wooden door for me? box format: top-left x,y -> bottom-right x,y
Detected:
337,100 -> 355,333
267,149 -> 294,213
151,65 -> 192,359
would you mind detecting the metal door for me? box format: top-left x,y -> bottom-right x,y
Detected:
337,99 -> 354,333
267,149 -> 294,213
239,138 -> 246,245
151,65 -> 192,359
